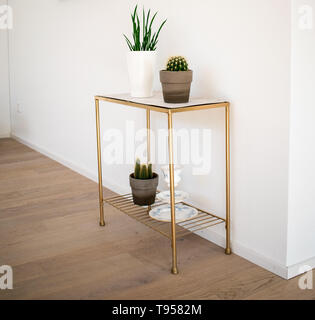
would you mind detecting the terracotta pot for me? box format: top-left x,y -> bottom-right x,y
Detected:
160,70 -> 193,103
129,173 -> 159,206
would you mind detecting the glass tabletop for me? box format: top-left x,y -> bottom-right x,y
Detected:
96,92 -> 228,110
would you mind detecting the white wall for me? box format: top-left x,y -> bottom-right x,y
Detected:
0,0 -> 11,138
287,0 -> 315,272
8,0 -> 293,277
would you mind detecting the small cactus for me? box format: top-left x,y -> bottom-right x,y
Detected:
148,163 -> 153,179
134,158 -> 153,179
139,164 -> 148,179
134,158 -> 141,179
166,56 -> 188,71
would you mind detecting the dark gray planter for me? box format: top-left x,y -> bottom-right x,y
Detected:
160,70 -> 193,103
129,173 -> 159,206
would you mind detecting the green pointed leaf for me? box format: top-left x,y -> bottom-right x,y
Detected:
123,34 -> 134,51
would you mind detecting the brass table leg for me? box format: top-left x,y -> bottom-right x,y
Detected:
146,108 -> 151,162
147,108 -> 151,213
225,103 -> 231,254
95,98 -> 105,227
167,110 -> 178,274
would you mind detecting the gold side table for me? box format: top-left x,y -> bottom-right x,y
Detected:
94,93 -> 231,275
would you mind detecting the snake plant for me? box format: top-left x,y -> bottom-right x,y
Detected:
124,5 -> 167,51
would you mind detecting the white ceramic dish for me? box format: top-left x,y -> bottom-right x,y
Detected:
149,204 -> 198,223
157,190 -> 189,204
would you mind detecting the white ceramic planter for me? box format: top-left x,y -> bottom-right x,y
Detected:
127,51 -> 156,98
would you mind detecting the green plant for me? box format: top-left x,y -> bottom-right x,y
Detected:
124,5 -> 167,51
134,158 -> 153,179
166,56 -> 189,71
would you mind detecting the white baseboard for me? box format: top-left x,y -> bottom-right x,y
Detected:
195,228 -> 289,279
11,134 -> 128,195
0,132 -> 11,138
287,256 -> 315,279
196,228 -> 315,279
11,134 -> 314,280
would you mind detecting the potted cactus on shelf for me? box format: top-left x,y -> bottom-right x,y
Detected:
129,158 -> 159,206
160,56 -> 193,103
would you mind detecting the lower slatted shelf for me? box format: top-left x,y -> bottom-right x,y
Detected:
104,193 -> 225,239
